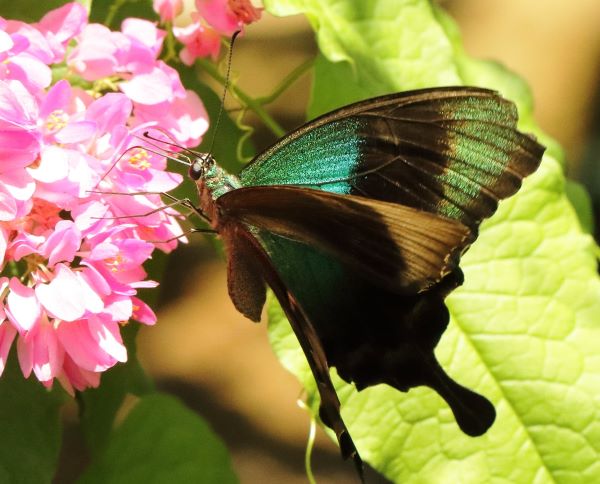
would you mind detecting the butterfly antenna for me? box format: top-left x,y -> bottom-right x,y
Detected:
134,31 -> 240,166
206,30 -> 241,157
94,138 -> 192,189
130,132 -> 193,167
140,129 -> 205,159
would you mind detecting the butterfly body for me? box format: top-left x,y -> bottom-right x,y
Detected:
187,87 -> 545,477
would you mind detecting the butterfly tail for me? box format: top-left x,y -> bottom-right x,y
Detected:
419,355 -> 496,436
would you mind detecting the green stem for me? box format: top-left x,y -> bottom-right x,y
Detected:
305,417 -> 317,484
163,26 -> 179,63
256,58 -> 314,106
197,58 -> 286,138
297,398 -> 317,484
235,108 -> 255,163
104,0 -> 127,27
6,261 -> 22,278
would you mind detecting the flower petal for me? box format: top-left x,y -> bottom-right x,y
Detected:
131,296 -> 156,325
60,352 -> 100,392
102,295 -> 132,322
54,120 -> 97,144
119,68 -> 173,105
42,220 -> 81,267
39,2 -> 87,44
0,321 -> 17,376
56,319 -> 107,371
6,277 -> 41,332
88,316 -> 127,363
30,322 -> 63,382
35,264 -> 103,321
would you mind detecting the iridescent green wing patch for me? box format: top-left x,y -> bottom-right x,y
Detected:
240,87 -> 544,230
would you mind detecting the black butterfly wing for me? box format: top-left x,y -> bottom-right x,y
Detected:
218,87 -> 543,467
240,86 -> 544,231
221,222 -> 365,479
218,185 -> 473,293
255,231 -> 496,438
218,186 -> 496,437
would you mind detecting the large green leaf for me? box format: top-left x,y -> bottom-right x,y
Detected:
264,0 -> 600,482
0,355 -> 64,484
77,393 -> 238,484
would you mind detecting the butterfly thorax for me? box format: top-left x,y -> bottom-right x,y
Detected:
189,156 -> 241,228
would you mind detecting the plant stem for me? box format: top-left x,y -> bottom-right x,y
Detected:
257,58 -> 314,106
197,58 -> 286,138
104,0 -> 127,27
163,27 -> 178,63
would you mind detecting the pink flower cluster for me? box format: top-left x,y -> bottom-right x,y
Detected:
153,0 -> 262,64
0,3 -> 208,392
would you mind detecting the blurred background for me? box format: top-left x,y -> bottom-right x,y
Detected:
58,1 -> 600,482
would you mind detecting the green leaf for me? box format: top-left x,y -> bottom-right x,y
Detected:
565,180 -> 595,234
0,0 -> 68,22
266,0 -> 460,94
77,393 -> 238,484
0,355 -> 64,484
89,0 -> 155,30
265,0 -> 600,482
308,53 -> 371,118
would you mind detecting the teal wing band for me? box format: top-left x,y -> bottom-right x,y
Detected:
240,87 -> 544,230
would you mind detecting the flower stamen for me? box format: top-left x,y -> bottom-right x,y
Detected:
128,148 -> 152,170
105,253 -> 124,272
45,110 -> 69,131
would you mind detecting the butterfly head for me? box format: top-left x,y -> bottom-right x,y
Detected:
189,153 -> 216,181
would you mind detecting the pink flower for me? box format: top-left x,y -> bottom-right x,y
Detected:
131,296 -> 156,325
61,353 -> 100,391
173,16 -> 221,63
17,316 -> 62,383
40,220 -> 80,266
161,0 -> 261,65
121,18 -> 166,59
67,24 -> 121,81
153,0 -> 184,22
0,321 -> 17,376
35,264 -> 103,322
39,80 -> 97,145
119,66 -> 178,106
56,316 -> 127,373
0,80 -> 41,169
6,278 -> 41,332
132,89 -> 209,146
37,2 -> 87,60
0,3 -> 208,391
0,44 -> 52,92
196,0 -> 261,36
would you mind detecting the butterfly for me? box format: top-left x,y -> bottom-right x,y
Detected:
183,86 -> 545,478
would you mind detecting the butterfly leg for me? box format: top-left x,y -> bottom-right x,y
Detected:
87,189 -> 211,223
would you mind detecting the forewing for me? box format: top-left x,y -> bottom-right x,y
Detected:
217,185 -> 473,293
240,86 -> 544,230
